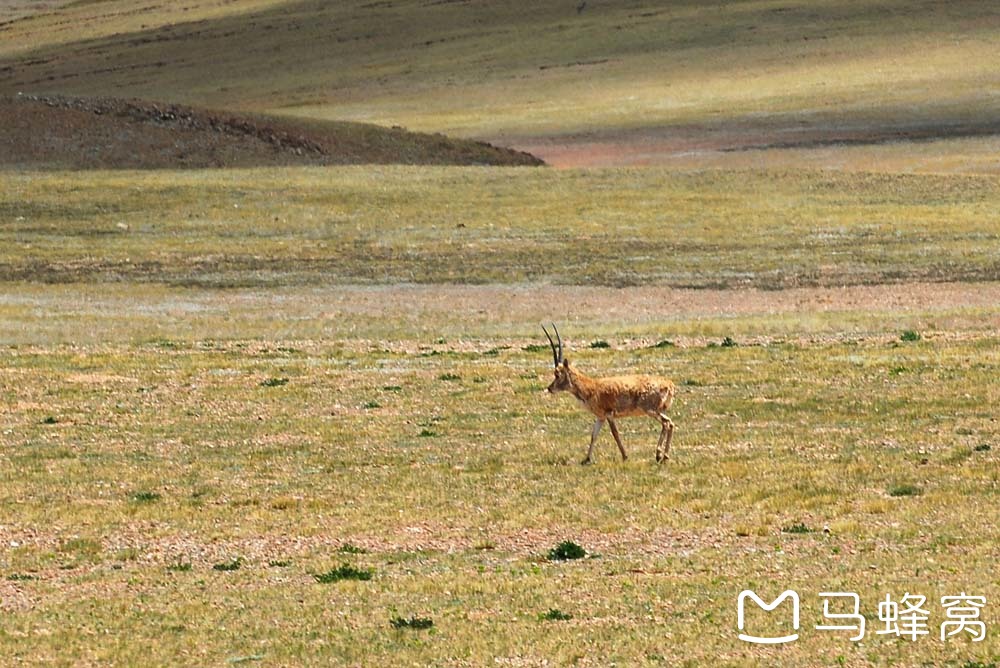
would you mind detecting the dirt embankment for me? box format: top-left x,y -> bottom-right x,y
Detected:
0,93 -> 544,169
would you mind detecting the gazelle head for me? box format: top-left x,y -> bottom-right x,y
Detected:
542,324 -> 571,393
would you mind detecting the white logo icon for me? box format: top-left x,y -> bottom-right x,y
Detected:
737,589 -> 800,644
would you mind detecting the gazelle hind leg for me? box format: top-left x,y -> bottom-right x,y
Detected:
648,411 -> 674,463
583,418 -> 604,465
608,419 -> 627,461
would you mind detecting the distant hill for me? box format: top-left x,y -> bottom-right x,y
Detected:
0,94 -> 543,169
2,1 -> 998,168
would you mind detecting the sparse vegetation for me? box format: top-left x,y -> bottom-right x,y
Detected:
390,616 -> 434,630
900,330 -> 922,342
781,522 -> 814,534
166,558 -> 192,573
539,608 -> 573,621
212,558 -> 243,572
313,564 -> 374,583
547,541 -> 587,562
889,484 -> 923,498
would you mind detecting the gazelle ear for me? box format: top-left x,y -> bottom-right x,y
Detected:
562,359 -> 570,368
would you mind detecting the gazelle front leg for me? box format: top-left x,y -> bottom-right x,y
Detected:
607,418 -> 627,461
582,418 -> 604,465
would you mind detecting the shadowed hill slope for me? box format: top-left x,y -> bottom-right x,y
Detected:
0,94 -> 543,169
1,1 -> 999,167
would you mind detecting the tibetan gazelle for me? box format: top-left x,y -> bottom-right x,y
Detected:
543,324 -> 676,464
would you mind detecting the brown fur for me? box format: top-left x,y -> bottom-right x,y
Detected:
548,359 -> 676,464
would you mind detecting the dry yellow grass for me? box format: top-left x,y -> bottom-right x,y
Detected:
2,283 -> 998,665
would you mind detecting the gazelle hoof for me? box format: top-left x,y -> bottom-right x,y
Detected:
580,458 -> 592,466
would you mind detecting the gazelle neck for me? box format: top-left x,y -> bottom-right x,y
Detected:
566,364 -> 598,403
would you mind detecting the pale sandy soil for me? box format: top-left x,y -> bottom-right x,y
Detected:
2,281 -> 998,346
501,124 -> 1000,172
317,281 -> 1000,325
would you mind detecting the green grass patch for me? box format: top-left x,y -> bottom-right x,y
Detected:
781,522 -> 814,534
547,541 -> 587,561
389,616 -> 434,630
212,557 -> 243,572
313,564 -> 374,583
539,608 -> 573,621
166,559 -> 192,572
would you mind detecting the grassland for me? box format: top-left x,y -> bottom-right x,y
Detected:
3,0 -> 1000,665
1,166 -> 999,665
2,280 -> 999,665
3,167 -> 1000,288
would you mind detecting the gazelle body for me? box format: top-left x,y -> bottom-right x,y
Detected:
543,325 -> 676,464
